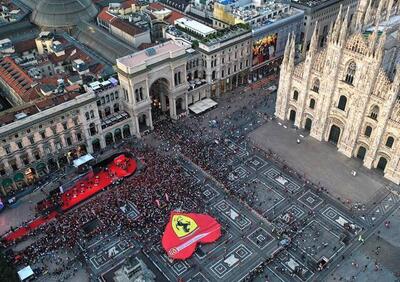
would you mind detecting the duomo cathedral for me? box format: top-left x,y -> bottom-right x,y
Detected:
275,0 -> 400,184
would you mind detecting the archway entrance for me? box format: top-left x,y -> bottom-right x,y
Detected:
105,132 -> 114,146
176,97 -> 184,115
114,128 -> 122,143
92,139 -> 101,152
377,157 -> 388,171
356,146 -> 366,160
328,125 -> 341,144
149,78 -> 170,122
289,110 -> 296,123
123,124 -> 131,138
305,118 -> 312,131
138,114 -> 148,132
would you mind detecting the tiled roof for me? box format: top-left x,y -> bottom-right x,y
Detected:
147,2 -> 184,25
111,18 -> 145,37
0,57 -> 40,102
14,39 -> 36,53
97,7 -> 115,22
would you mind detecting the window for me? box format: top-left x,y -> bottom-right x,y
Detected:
338,95 -> 347,111
4,146 -> 10,154
139,87 -> 144,100
293,90 -> 299,101
85,112 -> 90,120
90,110 -> 94,119
212,71 -> 216,80
222,70 -> 224,78
135,89 -> 139,102
106,95 -> 110,103
370,105 -> 379,120
17,141 -> 23,149
115,91 -> 119,99
62,123 -> 67,130
28,136 -> 35,145
89,123 -> 96,136
35,152 -> 40,160
76,132 -> 82,142
312,79 -> 320,93
364,126 -> 372,137
97,100 -> 101,106
386,136 -> 394,148
11,163 -> 18,171
111,93 -> 114,101
309,98 -> 316,109
40,131 -> 46,139
345,62 -> 356,84
23,158 -> 29,165
101,97 -> 105,104
66,137 -> 72,146
114,103 -> 119,112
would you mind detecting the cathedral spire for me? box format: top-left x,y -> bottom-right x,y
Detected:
287,33 -> 296,70
363,0 -> 373,27
339,7 -> 350,46
308,21 -> 319,54
368,24 -> 380,55
282,33 -> 292,69
331,5 -> 343,44
386,0 -> 394,21
355,0 -> 370,31
375,29 -> 387,61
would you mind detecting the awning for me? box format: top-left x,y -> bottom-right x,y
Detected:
189,98 -> 218,115
17,265 -> 34,281
36,162 -> 47,171
2,178 -> 12,187
73,154 -> 94,168
14,173 -> 24,182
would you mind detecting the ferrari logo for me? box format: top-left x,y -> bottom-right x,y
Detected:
172,215 -> 198,238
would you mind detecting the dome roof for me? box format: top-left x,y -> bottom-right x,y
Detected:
31,0 -> 98,28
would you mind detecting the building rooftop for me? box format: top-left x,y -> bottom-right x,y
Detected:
146,2 -> 184,25
159,0 -> 189,12
175,17 -> 216,37
290,0 -> 335,8
0,57 -> 40,103
117,40 -> 187,73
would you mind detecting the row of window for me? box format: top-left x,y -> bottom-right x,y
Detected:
3,132 -> 82,158
96,91 -> 119,106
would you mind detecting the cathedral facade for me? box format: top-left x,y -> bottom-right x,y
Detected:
275,0 -> 400,184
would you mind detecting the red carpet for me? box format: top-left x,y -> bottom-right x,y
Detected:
3,155 -> 137,243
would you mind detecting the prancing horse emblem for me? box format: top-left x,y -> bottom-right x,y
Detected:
172,215 -> 198,238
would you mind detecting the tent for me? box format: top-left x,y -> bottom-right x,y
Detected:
73,154 -> 94,168
188,98 -> 218,115
17,265 -> 34,281
162,212 -> 221,260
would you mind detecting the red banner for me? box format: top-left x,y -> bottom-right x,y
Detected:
162,212 -> 222,260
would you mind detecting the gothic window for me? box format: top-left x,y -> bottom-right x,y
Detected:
309,98 -> 316,109
312,79 -> 320,93
345,62 -> 356,85
90,110 -> 94,119
369,105 -> 379,120
293,90 -> 299,101
85,112 -> 90,120
364,126 -> 372,137
386,136 -> 394,148
338,95 -> 347,111
212,71 -> 216,80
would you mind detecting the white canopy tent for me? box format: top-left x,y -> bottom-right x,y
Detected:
18,265 -> 34,281
73,154 -> 94,168
189,98 -> 218,115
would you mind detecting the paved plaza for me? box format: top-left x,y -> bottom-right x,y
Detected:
3,84 -> 400,282
249,121 -> 393,205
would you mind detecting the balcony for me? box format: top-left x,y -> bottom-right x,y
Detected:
188,79 -> 207,92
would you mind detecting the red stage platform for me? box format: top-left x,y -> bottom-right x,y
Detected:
3,155 -> 137,243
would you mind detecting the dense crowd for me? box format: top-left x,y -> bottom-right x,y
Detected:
5,144 -> 208,267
